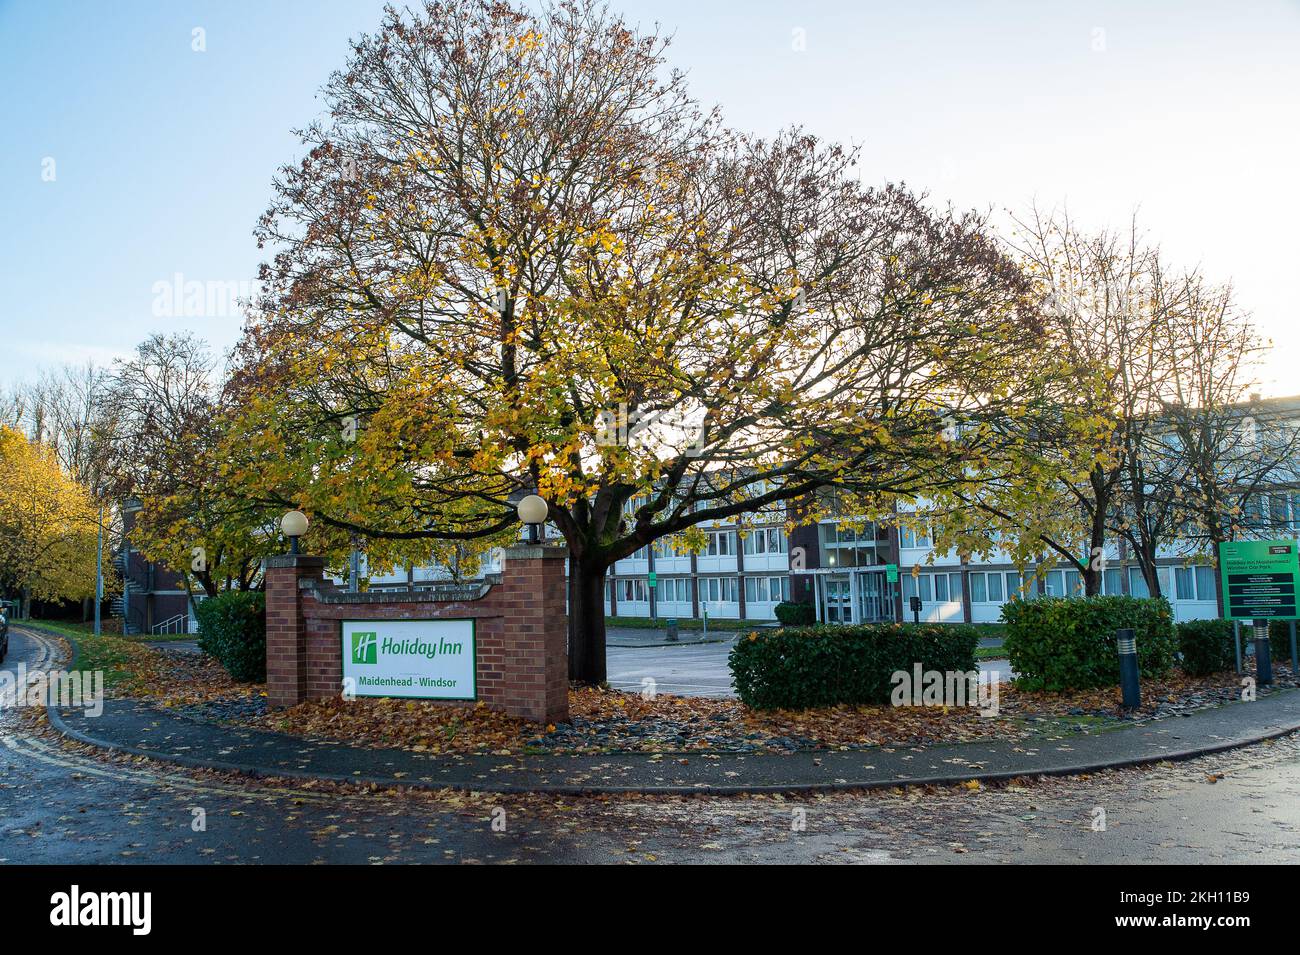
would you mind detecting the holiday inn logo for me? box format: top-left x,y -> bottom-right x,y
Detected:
350,632 -> 378,665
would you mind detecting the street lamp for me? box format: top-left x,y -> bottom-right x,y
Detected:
516,494 -> 548,544
281,510 -> 309,555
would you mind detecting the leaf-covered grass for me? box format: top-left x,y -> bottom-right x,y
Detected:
17,617 -> 194,642
24,619 -> 162,691
23,619 -> 255,703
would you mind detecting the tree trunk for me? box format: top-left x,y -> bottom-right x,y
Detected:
1083,521 -> 1107,595
1084,467 -> 1109,596
567,556 -> 608,684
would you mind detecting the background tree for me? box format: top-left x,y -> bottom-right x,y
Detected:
1146,278 -> 1300,610
232,0 -> 1063,682
103,334 -> 283,598
0,425 -> 100,615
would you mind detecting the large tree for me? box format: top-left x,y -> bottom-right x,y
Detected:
232,0 -> 1057,682
971,209 -> 1187,596
0,425 -> 99,615
103,334 -> 284,598
1144,278 -> 1300,610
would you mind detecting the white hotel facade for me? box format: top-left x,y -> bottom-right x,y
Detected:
367,507 -> 1242,627
364,395 -> 1300,627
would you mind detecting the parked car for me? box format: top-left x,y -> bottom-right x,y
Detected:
0,608 -> 8,663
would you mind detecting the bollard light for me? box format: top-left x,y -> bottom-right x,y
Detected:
1253,618 -> 1274,686
516,494 -> 548,544
1117,627 -> 1141,709
281,510 -> 309,555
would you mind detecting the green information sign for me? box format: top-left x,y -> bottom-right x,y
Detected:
884,563 -> 899,584
647,571 -> 657,588
1218,540 -> 1300,620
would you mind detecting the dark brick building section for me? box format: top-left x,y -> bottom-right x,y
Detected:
265,544 -> 569,724
117,499 -> 190,634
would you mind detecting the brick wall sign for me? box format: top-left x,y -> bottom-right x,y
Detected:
341,619 -> 476,700
265,544 -> 568,723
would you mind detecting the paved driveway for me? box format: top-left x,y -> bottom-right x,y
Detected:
606,634 -> 1012,699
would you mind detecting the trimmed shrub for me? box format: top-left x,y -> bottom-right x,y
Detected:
1177,618 -> 1235,676
194,590 -> 267,683
728,622 -> 979,710
1001,595 -> 1176,692
773,601 -> 815,626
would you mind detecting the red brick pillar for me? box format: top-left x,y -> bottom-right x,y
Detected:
264,555 -> 324,708
500,544 -> 570,724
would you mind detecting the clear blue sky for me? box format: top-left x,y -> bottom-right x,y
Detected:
3,0 -> 1298,391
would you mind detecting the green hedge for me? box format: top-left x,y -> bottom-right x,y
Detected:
773,601 -> 815,626
728,623 -> 979,710
1002,596 -> 1176,691
1268,620 -> 1299,663
194,590 -> 266,683
1177,618 -> 1235,676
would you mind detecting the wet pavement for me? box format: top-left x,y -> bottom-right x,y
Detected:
6,628 -> 1300,863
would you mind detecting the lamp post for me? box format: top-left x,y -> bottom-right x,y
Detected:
516,494 -> 548,544
94,501 -> 104,636
281,510 -> 309,555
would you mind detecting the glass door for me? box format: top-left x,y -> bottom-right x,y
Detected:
824,575 -> 853,623
857,569 -> 891,622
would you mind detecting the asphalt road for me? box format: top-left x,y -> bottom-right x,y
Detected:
3,628 -> 1298,864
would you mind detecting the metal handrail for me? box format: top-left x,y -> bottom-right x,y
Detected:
151,614 -> 189,635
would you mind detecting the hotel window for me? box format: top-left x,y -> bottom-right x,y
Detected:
620,579 -> 648,602
1176,566 -> 1217,601
658,577 -> 689,602
1007,572 -> 1034,599
901,574 -> 932,603
706,531 -> 735,557
658,577 -> 677,602
744,527 -> 788,555
931,572 -> 963,603
703,577 -> 738,602
1196,566 -> 1216,600
969,571 -> 1004,604
745,575 -> 791,603
1270,494 -> 1291,530
1127,567 -> 1173,598
819,523 -> 875,567
1103,567 -> 1121,595
1064,569 -> 1084,595
898,524 -> 932,549
1044,570 -> 1065,597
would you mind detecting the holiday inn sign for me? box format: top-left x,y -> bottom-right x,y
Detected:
340,619 -> 477,700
